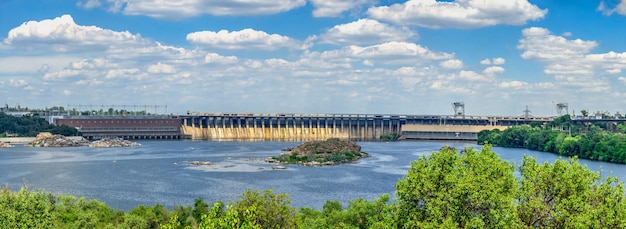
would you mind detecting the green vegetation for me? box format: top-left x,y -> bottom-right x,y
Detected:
3,145 -> 626,228
0,112 -> 80,137
379,134 -> 400,141
272,138 -> 369,165
478,115 -> 626,163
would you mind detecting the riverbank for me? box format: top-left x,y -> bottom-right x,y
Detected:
0,136 -> 85,144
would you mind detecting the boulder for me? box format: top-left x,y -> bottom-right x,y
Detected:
89,137 -> 141,147
28,132 -> 89,147
188,161 -> 212,166
0,142 -> 12,148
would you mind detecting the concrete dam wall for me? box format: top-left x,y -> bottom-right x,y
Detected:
180,114 -> 403,141
179,113 -> 551,141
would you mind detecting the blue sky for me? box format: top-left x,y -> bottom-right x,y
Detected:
1,0 -> 626,116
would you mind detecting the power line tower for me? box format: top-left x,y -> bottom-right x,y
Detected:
555,103 -> 568,116
523,105 -> 531,120
452,102 -> 465,117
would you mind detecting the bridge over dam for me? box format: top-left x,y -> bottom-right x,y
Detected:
179,113 -> 553,141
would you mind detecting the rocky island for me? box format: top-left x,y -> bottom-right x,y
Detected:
28,132 -> 89,147
0,142 -> 12,148
268,138 -> 369,166
89,137 -> 141,147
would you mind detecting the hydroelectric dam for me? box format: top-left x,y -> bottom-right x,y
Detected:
179,113 -> 553,141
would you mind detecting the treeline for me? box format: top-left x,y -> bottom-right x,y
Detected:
478,115 -> 626,163
3,146 -> 626,228
0,112 -> 79,137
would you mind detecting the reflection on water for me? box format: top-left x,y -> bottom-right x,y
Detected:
0,140 -> 625,211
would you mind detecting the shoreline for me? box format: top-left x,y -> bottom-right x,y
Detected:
0,136 -> 84,144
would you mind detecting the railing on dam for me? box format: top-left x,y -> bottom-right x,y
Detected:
178,113 -> 554,141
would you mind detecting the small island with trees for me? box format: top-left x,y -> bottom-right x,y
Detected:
268,138 -> 370,166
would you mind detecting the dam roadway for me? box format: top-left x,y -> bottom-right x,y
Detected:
178,113 -> 553,141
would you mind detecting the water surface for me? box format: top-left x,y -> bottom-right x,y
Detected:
0,140 -> 623,211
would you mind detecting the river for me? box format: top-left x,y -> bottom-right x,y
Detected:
0,140 -> 624,211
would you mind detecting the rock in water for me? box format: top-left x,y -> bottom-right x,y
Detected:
270,138 -> 370,166
89,137 -> 141,147
28,132 -> 89,147
0,142 -> 12,148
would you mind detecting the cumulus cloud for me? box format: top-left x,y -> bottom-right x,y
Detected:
319,19 -> 416,45
518,27 -> 597,61
313,41 -> 454,67
480,57 -> 505,65
519,27 -> 626,82
310,0 -> 376,17
88,0 -> 306,19
598,0 -> 626,16
3,14 -> 146,52
606,69 -> 622,74
76,0 -> 101,9
9,79 -> 29,87
204,53 -> 238,64
367,0 -> 547,29
147,62 -> 176,74
439,59 -> 463,69
187,29 -> 301,50
499,80 -> 528,88
483,66 -> 505,75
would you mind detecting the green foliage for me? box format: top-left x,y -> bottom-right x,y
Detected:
297,195 -> 392,229
517,156 -> 626,228
273,138 -> 367,165
0,113 -> 79,137
379,134 -> 400,141
394,145 -> 519,228
478,115 -> 626,164
199,189 -> 296,229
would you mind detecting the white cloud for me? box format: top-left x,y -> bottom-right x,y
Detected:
303,41 -> 454,68
147,62 -> 176,74
518,27 -> 597,61
9,79 -> 28,87
310,0 -> 376,17
187,29 -> 301,50
439,59 -> 463,69
4,15 -> 146,52
619,77 -> 626,85
606,69 -> 622,74
499,80 -> 528,88
492,57 -> 506,65
76,0 -> 102,9
598,0 -> 626,16
204,53 -> 238,64
367,0 -> 547,29
458,70 -> 488,81
480,57 -> 505,65
92,0 -> 307,19
518,27 -> 626,96
483,66 -> 505,75
105,68 -> 140,79
319,19 -> 416,45
341,41 -> 453,60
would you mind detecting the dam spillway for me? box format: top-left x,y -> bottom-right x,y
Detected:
180,113 -> 403,141
179,113 -> 552,141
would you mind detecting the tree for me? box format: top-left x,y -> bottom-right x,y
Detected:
199,189 -> 296,229
581,110 -> 589,117
394,145 -> 519,228
516,156 -> 626,228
